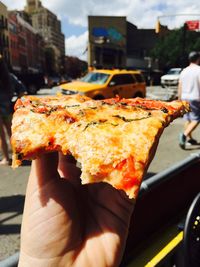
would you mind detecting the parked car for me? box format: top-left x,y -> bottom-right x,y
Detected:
61,69 -> 146,99
10,73 -> 27,97
9,73 -> 27,112
14,73 -> 46,94
140,69 -> 163,86
59,75 -> 72,85
47,76 -> 61,88
161,68 -> 182,88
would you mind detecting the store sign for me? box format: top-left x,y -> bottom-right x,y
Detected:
185,20 -> 200,31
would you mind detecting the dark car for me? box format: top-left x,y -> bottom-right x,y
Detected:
9,73 -> 27,112
60,75 -> 72,85
15,73 -> 45,94
140,69 -> 164,86
10,73 -> 27,97
47,76 -> 61,88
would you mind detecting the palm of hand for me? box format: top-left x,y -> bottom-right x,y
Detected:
19,153 -> 134,267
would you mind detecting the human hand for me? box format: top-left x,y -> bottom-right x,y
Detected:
18,153 -> 135,267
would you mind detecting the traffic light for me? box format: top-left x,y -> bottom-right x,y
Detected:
155,19 -> 160,33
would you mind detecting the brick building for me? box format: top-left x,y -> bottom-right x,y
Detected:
25,0 -> 65,73
0,2 -> 10,65
8,13 -> 19,71
8,11 -> 45,74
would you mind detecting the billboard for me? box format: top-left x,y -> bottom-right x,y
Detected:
185,20 -> 200,31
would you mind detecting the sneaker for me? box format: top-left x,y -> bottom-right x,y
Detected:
179,133 -> 186,149
186,138 -> 198,146
0,158 -> 9,166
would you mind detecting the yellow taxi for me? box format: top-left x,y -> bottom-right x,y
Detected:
61,69 -> 146,99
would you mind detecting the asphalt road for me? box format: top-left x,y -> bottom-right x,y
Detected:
0,86 -> 200,261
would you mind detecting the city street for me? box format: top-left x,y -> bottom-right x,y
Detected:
0,86 -> 200,261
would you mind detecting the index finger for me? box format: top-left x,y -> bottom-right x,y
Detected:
58,153 -> 81,187
28,152 -> 59,192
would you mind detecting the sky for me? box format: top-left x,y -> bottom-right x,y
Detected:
2,0 -> 200,61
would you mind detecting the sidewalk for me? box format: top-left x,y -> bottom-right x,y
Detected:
0,165 -> 30,260
0,118 -> 200,260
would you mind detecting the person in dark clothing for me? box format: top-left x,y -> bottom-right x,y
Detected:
0,55 -> 13,165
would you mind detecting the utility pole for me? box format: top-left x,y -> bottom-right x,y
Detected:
181,23 -> 187,67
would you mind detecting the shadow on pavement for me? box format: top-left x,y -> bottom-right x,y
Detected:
0,225 -> 21,235
0,195 -> 25,235
184,144 -> 200,151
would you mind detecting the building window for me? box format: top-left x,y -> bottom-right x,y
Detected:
102,48 -> 116,65
18,36 -> 26,47
134,73 -> 145,83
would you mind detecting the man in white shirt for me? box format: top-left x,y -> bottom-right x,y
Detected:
178,51 -> 200,149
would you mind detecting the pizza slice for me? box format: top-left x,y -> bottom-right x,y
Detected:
11,94 -> 189,199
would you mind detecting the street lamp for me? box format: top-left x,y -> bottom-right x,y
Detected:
144,57 -> 152,86
155,19 -> 161,33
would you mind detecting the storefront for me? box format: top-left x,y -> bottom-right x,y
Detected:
88,16 -> 127,68
88,16 -> 160,71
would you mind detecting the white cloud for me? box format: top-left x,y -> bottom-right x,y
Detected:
41,0 -> 200,29
4,0 -> 200,29
65,31 -> 88,61
3,0 -> 200,58
2,0 -> 26,10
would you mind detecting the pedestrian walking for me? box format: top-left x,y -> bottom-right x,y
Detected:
178,51 -> 200,149
0,54 -> 13,165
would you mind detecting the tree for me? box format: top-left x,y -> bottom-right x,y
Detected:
151,25 -> 200,71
